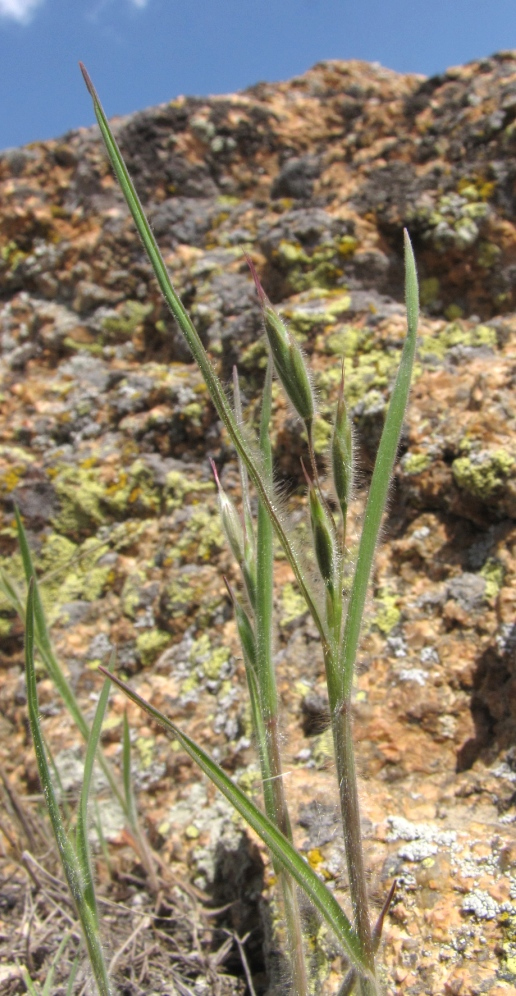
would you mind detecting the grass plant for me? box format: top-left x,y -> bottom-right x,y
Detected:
24,580 -> 113,996
15,63 -> 419,996
80,63 -> 419,995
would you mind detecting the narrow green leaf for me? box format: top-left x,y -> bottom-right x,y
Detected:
233,366 -> 254,544
65,958 -> 79,996
25,580 -> 84,908
98,667 -> 371,981
76,671 -> 112,925
339,230 -> 419,702
25,582 -> 113,996
0,569 -> 24,615
256,360 -> 277,723
16,505 -> 53,660
19,966 -> 38,996
12,513 -> 127,816
80,65 -> 327,650
122,711 -> 138,829
42,932 -> 73,996
94,797 -> 113,877
14,508 -> 90,740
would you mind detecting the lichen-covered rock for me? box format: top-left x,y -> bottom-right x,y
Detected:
1,53 -> 516,996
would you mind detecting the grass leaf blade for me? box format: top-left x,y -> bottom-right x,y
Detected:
76,671 -> 112,924
25,581 -> 113,996
339,231 -> 419,699
122,711 -> 138,828
98,667 -> 371,980
80,65 -> 327,648
25,580 -> 83,905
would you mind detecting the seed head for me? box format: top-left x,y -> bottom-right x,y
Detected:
245,253 -> 314,424
210,459 -> 244,565
302,461 -> 336,594
224,578 -> 256,669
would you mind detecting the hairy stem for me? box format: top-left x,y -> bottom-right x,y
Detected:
332,698 -> 377,996
257,363 -> 308,996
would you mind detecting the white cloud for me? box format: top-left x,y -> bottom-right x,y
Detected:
0,0 -> 44,23
129,0 -> 150,7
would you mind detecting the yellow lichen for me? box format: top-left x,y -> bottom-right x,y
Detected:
280,583 -> 307,627
452,449 -> 514,500
373,588 -> 401,634
136,629 -> 170,666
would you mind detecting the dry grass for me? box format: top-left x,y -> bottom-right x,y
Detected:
0,766 -> 250,996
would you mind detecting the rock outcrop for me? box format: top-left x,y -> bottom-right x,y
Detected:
1,54 -> 516,995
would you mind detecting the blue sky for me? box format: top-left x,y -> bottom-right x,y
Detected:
0,0 -> 514,151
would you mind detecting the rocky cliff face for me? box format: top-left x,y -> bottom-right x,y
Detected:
1,55 -> 516,995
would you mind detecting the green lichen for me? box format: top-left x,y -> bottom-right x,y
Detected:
135,736 -> 155,769
402,452 -> 431,475
283,293 -> 352,340
52,459 -> 162,536
284,309 -> 334,339
216,194 -> 241,207
312,417 -> 332,455
457,177 -> 495,201
189,634 -> 229,681
477,240 -> 501,269
313,727 -> 333,766
277,241 -> 307,265
63,337 -> 103,357
104,459 -> 160,517
0,616 -> 13,637
1,240 -> 27,270
0,464 -> 27,493
240,338 -> 269,373
419,321 -> 497,361
317,331 -> 401,410
500,914 -> 516,977
273,238 -> 349,292
53,465 -> 106,535
180,674 -> 199,695
176,508 -> 225,562
444,304 -> 464,321
373,589 -> 401,634
409,187 -> 490,251
237,766 -> 262,798
101,300 -> 153,341
34,533 -> 112,610
136,629 -> 170,666
280,583 -> 307,627
452,449 -> 514,501
162,575 -> 195,619
181,402 -> 203,427
164,470 -> 214,511
325,325 -> 365,358
337,235 -> 357,257
479,558 -> 505,599
121,569 -> 148,619
203,646 -> 230,680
